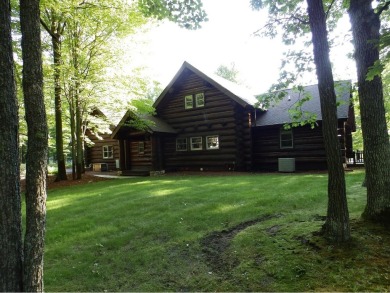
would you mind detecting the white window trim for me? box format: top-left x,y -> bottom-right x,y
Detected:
190,137 -> 203,151
206,135 -> 219,150
195,92 -> 205,108
185,95 -> 193,109
102,145 -> 113,159
280,129 -> 293,149
176,138 -> 187,151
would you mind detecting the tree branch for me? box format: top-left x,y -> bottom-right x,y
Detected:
376,0 -> 390,16
324,0 -> 336,19
254,14 -> 309,36
40,18 -> 58,40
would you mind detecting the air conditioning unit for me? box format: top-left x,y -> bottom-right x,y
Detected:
278,158 -> 296,172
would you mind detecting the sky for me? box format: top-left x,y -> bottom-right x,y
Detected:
120,0 -> 356,94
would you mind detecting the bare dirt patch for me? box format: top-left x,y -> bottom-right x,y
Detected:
200,214 -> 280,273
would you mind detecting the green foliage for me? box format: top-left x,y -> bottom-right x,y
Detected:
123,98 -> 156,131
215,63 -> 240,83
366,60 -> 385,81
287,93 -> 318,129
251,0 -> 310,42
38,0 -> 208,160
138,0 -> 208,30
351,89 -> 364,150
381,61 -> 390,132
251,0 -> 354,134
256,85 -> 318,129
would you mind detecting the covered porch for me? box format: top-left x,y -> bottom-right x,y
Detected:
111,111 -> 177,176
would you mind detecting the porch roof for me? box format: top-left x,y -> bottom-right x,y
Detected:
145,115 -> 177,134
111,110 -> 177,139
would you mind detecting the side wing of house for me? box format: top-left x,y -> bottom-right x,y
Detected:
85,129 -> 120,171
252,122 -> 344,171
252,81 -> 355,171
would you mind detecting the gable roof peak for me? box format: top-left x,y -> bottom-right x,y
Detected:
153,61 -> 258,108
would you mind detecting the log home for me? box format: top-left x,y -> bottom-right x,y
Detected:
111,62 -> 256,175
110,61 -> 355,175
253,82 -> 355,171
85,109 -> 120,171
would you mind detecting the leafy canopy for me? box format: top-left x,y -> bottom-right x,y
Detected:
138,0 -> 208,29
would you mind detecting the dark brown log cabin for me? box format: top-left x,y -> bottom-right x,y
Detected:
111,62 -> 355,174
85,129 -> 120,171
111,61 -> 256,175
111,113 -> 177,175
252,81 -> 355,171
84,109 -> 120,171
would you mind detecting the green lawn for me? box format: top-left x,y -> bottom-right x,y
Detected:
43,170 -> 390,291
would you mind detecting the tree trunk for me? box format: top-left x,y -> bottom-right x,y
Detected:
20,0 -> 48,291
307,0 -> 350,241
72,23 -> 83,179
53,33 -> 67,181
0,0 -> 23,290
69,89 -> 77,180
41,12 -> 67,181
75,93 -> 83,179
348,0 -> 390,223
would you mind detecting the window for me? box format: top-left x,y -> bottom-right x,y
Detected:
280,129 -> 293,149
102,145 -> 113,159
176,138 -> 187,151
185,93 -> 205,109
138,142 -> 145,154
185,95 -> 193,109
206,135 -> 219,150
195,93 -> 205,107
190,137 -> 202,150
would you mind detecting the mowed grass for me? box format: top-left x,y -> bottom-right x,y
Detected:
42,170 -> 390,291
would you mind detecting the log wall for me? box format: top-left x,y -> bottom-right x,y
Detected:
252,124 -> 327,171
252,120 -> 350,171
85,131 -> 120,171
156,69 -> 253,171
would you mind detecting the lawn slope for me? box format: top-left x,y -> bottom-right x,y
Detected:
43,171 -> 390,291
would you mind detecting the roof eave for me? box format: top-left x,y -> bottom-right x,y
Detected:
110,110 -> 132,139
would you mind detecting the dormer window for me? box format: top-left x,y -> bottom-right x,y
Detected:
184,93 -> 205,109
195,93 -> 205,107
185,95 -> 193,109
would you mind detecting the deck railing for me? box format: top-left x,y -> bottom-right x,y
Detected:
347,150 -> 364,165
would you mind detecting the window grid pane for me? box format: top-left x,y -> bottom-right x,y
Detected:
138,142 -> 145,154
176,138 -> 187,151
103,145 -> 113,159
185,95 -> 193,109
206,135 -> 219,150
195,93 -> 205,107
190,137 -> 202,150
280,129 -> 293,149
